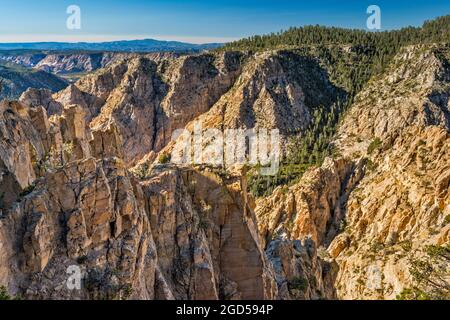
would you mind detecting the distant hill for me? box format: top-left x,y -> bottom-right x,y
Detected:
0,61 -> 68,99
0,39 -> 223,53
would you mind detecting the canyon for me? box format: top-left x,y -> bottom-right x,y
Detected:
0,41 -> 448,300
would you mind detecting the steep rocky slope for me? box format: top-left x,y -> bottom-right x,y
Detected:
19,52 -> 246,166
328,45 -> 450,299
134,49 -> 344,173
19,50 -> 344,172
0,99 -> 276,300
256,45 -> 450,300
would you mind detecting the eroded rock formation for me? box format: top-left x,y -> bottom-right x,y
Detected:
0,98 -> 276,300
0,44 -> 448,300
255,45 -> 450,300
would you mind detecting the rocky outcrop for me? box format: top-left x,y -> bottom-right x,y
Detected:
0,53 -> 47,68
153,52 -> 245,151
0,100 -> 44,204
0,100 -> 276,300
35,53 -> 118,75
141,166 -> 276,300
336,45 -> 450,157
266,239 -> 337,300
22,52 -> 245,166
18,50 -> 344,171
256,158 -> 363,247
328,46 -> 449,299
139,50 -> 343,171
19,88 -> 64,115
255,45 -> 450,300
254,158 -> 362,300
1,156 -> 159,299
331,125 -> 449,299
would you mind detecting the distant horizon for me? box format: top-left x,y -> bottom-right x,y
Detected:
0,0 -> 448,45
0,13 -> 449,46
0,35 -> 238,45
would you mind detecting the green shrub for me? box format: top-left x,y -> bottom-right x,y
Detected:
369,240 -> 384,253
0,286 -> 20,300
367,138 -> 382,155
121,284 -> 133,300
398,244 -> 450,300
400,240 -> 413,252
396,288 -> 430,300
158,153 -> 171,164
289,276 -> 309,293
444,215 -> 450,225
365,158 -> 378,172
0,286 -> 11,300
134,163 -> 149,180
338,219 -> 347,232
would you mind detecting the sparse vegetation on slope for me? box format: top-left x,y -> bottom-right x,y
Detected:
397,245 -> 450,300
243,17 -> 450,197
0,61 -> 67,99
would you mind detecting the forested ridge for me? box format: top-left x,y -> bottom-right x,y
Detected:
221,16 -> 450,197
221,15 -> 450,50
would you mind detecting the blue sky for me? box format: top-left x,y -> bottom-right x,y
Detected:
0,0 -> 448,43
